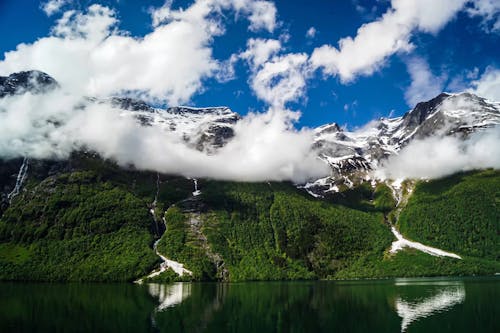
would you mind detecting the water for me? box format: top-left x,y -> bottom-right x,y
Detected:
0,277 -> 498,333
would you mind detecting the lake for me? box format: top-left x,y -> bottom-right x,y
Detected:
0,277 -> 498,332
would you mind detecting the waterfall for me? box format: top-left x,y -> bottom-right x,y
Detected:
8,157 -> 29,203
192,178 -> 201,196
150,173 -> 161,236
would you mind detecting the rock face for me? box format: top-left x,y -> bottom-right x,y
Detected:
1,70 -> 499,198
115,102 -> 241,152
0,70 -> 59,97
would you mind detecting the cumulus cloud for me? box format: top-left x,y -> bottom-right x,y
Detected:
310,0 -> 467,82
239,36 -> 312,110
0,1 -> 328,183
0,1 -> 277,105
404,57 -> 446,107
378,127 -> 500,179
152,0 -> 277,32
250,52 -> 310,108
240,38 -> 282,67
469,66 -> 500,101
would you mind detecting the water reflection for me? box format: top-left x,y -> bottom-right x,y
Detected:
1,278 -> 497,333
395,280 -> 466,332
147,283 -> 192,311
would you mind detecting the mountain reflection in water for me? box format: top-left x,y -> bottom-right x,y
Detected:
394,280 -> 466,332
148,283 -> 192,311
0,278 -> 497,333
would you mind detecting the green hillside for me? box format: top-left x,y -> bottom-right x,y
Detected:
0,156 -> 498,282
398,170 -> 500,260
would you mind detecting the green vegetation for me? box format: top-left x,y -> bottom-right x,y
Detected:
158,206 -> 216,281
0,154 -> 198,282
398,170 -> 500,260
337,250 -> 499,279
157,181 -> 393,281
0,169 -> 158,281
0,154 -> 498,282
373,184 -> 397,212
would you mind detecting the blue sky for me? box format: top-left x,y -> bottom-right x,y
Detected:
0,0 -> 499,129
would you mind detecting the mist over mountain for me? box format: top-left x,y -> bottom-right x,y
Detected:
1,70 -> 498,192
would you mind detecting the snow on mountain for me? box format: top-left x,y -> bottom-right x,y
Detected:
1,71 -> 499,195
305,92 -> 500,196
110,97 -> 240,153
0,70 -> 58,97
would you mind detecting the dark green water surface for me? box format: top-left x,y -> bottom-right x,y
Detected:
0,277 -> 498,333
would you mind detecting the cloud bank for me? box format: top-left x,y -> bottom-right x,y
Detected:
1,0 -> 498,184
378,127 -> 500,179
0,1 -> 328,183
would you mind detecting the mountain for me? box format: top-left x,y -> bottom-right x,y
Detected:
100,85 -> 500,197
107,97 -> 240,152
2,70 -> 498,187
305,92 -> 500,196
0,70 -> 58,97
0,70 -> 498,282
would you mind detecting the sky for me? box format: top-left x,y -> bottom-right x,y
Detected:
0,0 -> 499,129
0,0 -> 499,183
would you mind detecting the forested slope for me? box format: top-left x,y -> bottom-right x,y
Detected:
0,155 -> 498,282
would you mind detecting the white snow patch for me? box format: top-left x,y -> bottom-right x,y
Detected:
390,226 -> 461,259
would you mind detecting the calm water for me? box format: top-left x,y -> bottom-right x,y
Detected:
0,277 -> 498,333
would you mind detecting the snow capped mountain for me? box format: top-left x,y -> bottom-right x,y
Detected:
110,97 -> 240,152
305,92 -> 500,196
1,70 -> 499,195
0,70 -> 58,97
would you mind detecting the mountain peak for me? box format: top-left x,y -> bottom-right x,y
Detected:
0,70 -> 58,97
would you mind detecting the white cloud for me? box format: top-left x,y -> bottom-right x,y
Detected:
240,38 -> 282,67
404,57 -> 446,107
1,4 -> 214,105
469,66 -> 500,100
245,0 -> 277,32
41,0 -> 69,16
306,27 -> 316,39
310,0 -> 467,82
1,1 -> 277,105
240,37 -> 312,109
152,0 -> 277,33
378,127 -> 500,179
0,88 -> 328,183
466,0 -> 500,33
0,2 -> 328,183
250,53 -> 310,108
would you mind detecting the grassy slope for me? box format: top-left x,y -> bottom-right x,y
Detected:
350,170 -> 500,279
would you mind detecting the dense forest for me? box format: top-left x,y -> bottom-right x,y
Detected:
0,155 -> 498,282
